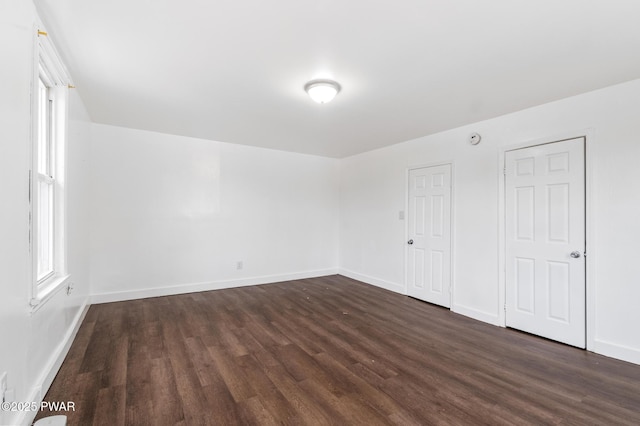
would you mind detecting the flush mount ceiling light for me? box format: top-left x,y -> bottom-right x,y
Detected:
304,79 -> 341,104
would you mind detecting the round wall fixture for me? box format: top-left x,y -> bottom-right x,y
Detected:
469,132 -> 481,145
304,79 -> 341,104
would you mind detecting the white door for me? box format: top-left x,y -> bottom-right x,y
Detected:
505,138 -> 585,348
407,164 -> 452,307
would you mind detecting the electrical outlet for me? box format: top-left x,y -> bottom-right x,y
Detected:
0,372 -> 7,403
236,261 -> 243,270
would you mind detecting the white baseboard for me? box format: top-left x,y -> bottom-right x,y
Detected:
451,302 -> 501,326
338,270 -> 504,328
17,299 -> 90,426
338,268 -> 405,294
592,338 -> 640,366
90,269 -> 339,304
336,273 -> 640,367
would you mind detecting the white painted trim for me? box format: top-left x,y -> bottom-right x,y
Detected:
30,22 -> 71,309
403,168 -> 410,296
452,303 -> 501,326
36,20 -> 73,86
449,162 -> 456,310
584,129 -> 597,353
407,160 -> 455,171
339,269 -> 404,294
500,129 -> 592,153
17,299 -> 89,426
497,146 -> 506,326
30,274 -> 70,313
90,269 -> 339,304
592,339 -> 640,366
497,129 -> 595,345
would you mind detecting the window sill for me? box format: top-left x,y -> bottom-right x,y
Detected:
30,274 -> 70,313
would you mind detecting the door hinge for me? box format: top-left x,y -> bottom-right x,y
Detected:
504,304 -> 507,312
503,166 -> 507,176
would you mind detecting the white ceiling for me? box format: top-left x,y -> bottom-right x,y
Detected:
36,0 -> 640,158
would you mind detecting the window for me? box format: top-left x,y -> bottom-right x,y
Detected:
37,71 -> 55,282
31,27 -> 71,307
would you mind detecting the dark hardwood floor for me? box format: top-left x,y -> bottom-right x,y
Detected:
37,275 -> 640,425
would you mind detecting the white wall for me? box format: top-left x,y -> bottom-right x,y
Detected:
89,124 -> 339,301
339,78 -> 640,365
0,2 -> 92,425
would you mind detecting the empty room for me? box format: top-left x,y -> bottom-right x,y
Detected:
2,0 -> 640,425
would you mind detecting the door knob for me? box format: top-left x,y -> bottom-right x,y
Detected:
408,239 -> 414,245
570,251 -> 581,258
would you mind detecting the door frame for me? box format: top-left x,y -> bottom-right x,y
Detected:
404,161 -> 455,310
497,129 -> 595,351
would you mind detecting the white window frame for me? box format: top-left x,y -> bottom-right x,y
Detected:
29,26 -> 72,310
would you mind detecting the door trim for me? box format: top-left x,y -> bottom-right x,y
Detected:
404,161 -> 455,310
497,129 -> 595,351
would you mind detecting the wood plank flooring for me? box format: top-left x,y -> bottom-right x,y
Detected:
37,275 -> 640,425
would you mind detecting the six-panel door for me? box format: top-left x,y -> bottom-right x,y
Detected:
505,138 -> 586,348
407,164 -> 452,308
